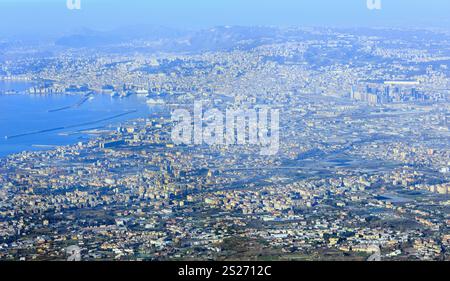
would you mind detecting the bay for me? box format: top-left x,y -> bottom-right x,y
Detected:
0,81 -> 156,157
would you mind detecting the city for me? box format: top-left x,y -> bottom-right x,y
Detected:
0,0 -> 449,269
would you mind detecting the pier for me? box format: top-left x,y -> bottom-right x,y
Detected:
5,110 -> 138,140
48,92 -> 93,113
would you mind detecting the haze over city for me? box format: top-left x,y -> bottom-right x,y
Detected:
1,0 -> 450,38
0,0 -> 449,265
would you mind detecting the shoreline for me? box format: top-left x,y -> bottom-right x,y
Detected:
0,93 -> 154,158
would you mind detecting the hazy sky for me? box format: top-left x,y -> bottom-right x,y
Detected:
1,0 -> 449,39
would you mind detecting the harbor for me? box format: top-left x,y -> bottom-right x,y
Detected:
0,88 -> 155,157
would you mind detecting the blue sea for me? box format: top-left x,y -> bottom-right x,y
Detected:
0,81 -> 157,157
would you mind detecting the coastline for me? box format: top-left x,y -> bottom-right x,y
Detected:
0,92 -> 154,158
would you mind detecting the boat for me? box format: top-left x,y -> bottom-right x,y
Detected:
136,89 -> 149,96
146,98 -> 165,105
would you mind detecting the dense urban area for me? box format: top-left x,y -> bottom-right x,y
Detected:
0,26 -> 449,261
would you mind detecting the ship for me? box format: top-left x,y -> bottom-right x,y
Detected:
136,89 -> 149,96
146,98 -> 165,105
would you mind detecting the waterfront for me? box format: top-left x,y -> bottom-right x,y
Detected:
0,83 -> 155,157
